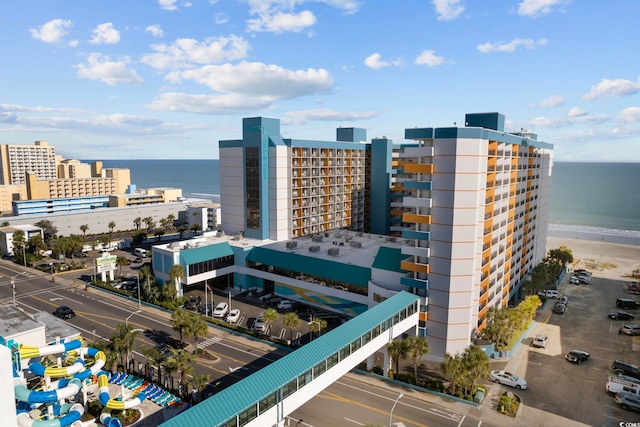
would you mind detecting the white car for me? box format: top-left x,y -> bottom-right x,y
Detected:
226,309 -> 240,324
253,312 -> 268,333
532,334 -> 549,348
489,370 -> 528,390
277,300 -> 293,311
213,302 -> 229,318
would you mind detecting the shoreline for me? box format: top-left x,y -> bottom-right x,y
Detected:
546,227 -> 640,246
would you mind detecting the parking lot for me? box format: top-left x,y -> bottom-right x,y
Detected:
505,273 -> 640,425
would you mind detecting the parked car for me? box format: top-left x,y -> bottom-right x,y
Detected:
574,269 -> 591,276
489,370 -> 528,389
619,324 -> 640,336
569,277 -> 580,285
553,302 -> 566,314
213,302 -> 229,318
617,298 -> 640,310
73,252 -> 87,258
134,257 -> 143,263
565,350 -> 590,364
615,392 -> 640,412
197,303 -> 213,316
559,295 -> 569,305
53,306 -> 76,319
184,295 -> 202,311
253,312 -> 268,333
571,275 -> 590,284
612,360 -> 640,379
609,311 -> 635,321
532,334 -> 549,348
226,309 -> 240,324
277,299 -> 294,311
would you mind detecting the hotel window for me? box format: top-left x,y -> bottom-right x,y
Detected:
245,147 -> 260,229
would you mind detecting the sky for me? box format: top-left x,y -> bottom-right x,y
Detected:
1,0 -> 639,161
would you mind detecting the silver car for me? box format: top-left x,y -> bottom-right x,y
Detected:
489,370 -> 528,389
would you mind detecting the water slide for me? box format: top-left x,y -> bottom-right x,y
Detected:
97,372 -> 147,411
15,403 -> 84,427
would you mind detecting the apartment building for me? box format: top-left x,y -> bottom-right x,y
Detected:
0,141 -> 56,185
218,117 -> 393,241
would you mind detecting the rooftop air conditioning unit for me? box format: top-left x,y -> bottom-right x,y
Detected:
328,248 -> 339,256
350,241 -> 362,248
286,241 -> 298,249
356,231 -> 363,237
385,237 -> 397,242
312,235 -> 323,242
309,245 -> 320,253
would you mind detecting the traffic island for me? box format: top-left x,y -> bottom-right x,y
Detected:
497,391 -> 522,419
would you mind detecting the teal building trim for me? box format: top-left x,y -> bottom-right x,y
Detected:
403,181 -> 432,191
371,247 -> 405,273
180,243 -> 234,265
402,230 -> 430,241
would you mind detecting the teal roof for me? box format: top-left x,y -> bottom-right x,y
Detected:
246,246 -> 371,287
180,242 -> 233,265
372,246 -> 405,273
161,291 -> 419,427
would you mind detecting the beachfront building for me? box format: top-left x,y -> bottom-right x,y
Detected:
185,202 -> 221,232
398,112 -> 553,357
218,117 -> 394,241
0,141 -> 132,215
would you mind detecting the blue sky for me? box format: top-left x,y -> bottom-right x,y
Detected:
1,0 -> 639,161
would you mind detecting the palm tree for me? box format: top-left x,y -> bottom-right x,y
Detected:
134,217 -> 142,230
143,217 -> 154,232
79,224 -> 89,241
177,225 -> 189,239
94,339 -> 120,373
309,318 -> 327,339
168,264 -> 185,298
171,308 -> 191,345
166,214 -> 176,230
168,348 -> 195,396
442,352 -> 467,396
116,255 -> 128,278
190,223 -> 201,236
112,323 -> 139,371
263,308 -> 279,334
406,336 -> 429,385
186,314 -> 208,353
189,373 -> 211,403
12,230 -> 26,263
140,345 -> 166,383
462,345 -> 491,394
387,339 -> 409,378
154,228 -> 165,241
107,221 -> 116,243
282,312 -> 301,342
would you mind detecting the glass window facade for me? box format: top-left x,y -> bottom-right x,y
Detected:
245,147 -> 260,229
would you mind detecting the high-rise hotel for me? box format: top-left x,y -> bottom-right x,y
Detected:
218,113 -> 552,357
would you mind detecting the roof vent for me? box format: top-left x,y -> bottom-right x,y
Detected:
309,245 -> 320,253
328,248 -> 339,256
286,241 -> 298,249
350,241 -> 362,248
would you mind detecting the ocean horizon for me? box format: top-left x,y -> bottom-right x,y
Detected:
88,159 -> 640,240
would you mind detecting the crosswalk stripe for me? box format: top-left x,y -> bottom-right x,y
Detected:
200,336 -> 222,347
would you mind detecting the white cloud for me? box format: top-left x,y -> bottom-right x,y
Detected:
175,62 -> 334,100
214,12 -> 229,24
617,107 -> 640,123
414,50 -> 446,67
567,107 -> 587,118
147,92 -> 274,114
30,19 -> 73,44
283,109 -> 377,125
158,0 -> 178,10
75,53 -> 143,86
477,38 -> 548,53
89,23 -> 120,45
582,76 -> 640,101
432,0 -> 464,21
247,10 -> 316,33
243,0 -> 360,33
145,25 -> 164,37
518,0 -> 572,18
141,35 -> 250,69
530,95 -> 565,108
0,103 -> 83,113
364,53 -> 389,70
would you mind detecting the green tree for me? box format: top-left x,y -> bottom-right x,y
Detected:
140,345 -> 166,383
177,225 -> 189,239
186,313 -> 208,353
12,230 -> 26,262
99,234 -> 110,250
1,221 -> 9,226
171,308 -> 191,344
112,323 -> 139,371
79,224 -> 89,242
263,308 -> 279,334
406,336 -> 429,385
189,373 -> 211,403
442,352 -> 467,396
116,255 -> 128,278
35,220 -> 57,244
309,317 -> 327,339
167,348 -> 194,394
387,339 -> 409,378
132,230 -> 147,244
27,234 -> 46,261
154,228 -> 165,241
143,217 -> 154,232
282,312 -> 301,342
168,264 -> 185,298
190,223 -> 201,236
94,338 -> 120,373
166,214 -> 176,230
134,217 -> 141,230
462,345 -> 491,394
108,221 -> 116,242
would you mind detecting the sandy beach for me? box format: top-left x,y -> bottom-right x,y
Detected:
546,231 -> 640,282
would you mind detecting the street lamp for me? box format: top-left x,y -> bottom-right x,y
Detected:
129,274 -> 141,309
309,320 -> 322,339
125,309 -> 142,326
11,271 -> 29,306
389,392 -> 403,427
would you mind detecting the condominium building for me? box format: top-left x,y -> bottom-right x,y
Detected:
218,117 -> 393,241
0,141 -> 56,185
398,112 -> 553,357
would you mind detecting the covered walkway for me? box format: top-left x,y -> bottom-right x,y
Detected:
161,291 -> 420,427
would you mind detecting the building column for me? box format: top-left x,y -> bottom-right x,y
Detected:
383,346 -> 391,378
366,354 -> 375,371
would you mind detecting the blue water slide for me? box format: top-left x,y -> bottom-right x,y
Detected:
15,403 -> 83,427
100,413 -> 123,427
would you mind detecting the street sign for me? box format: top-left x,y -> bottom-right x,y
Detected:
96,253 -> 117,272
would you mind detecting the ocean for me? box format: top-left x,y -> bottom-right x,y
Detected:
91,160 -> 640,237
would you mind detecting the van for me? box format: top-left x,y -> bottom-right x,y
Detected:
607,374 -> 640,396
617,298 -> 640,310
134,248 -> 147,257
546,290 -> 559,299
